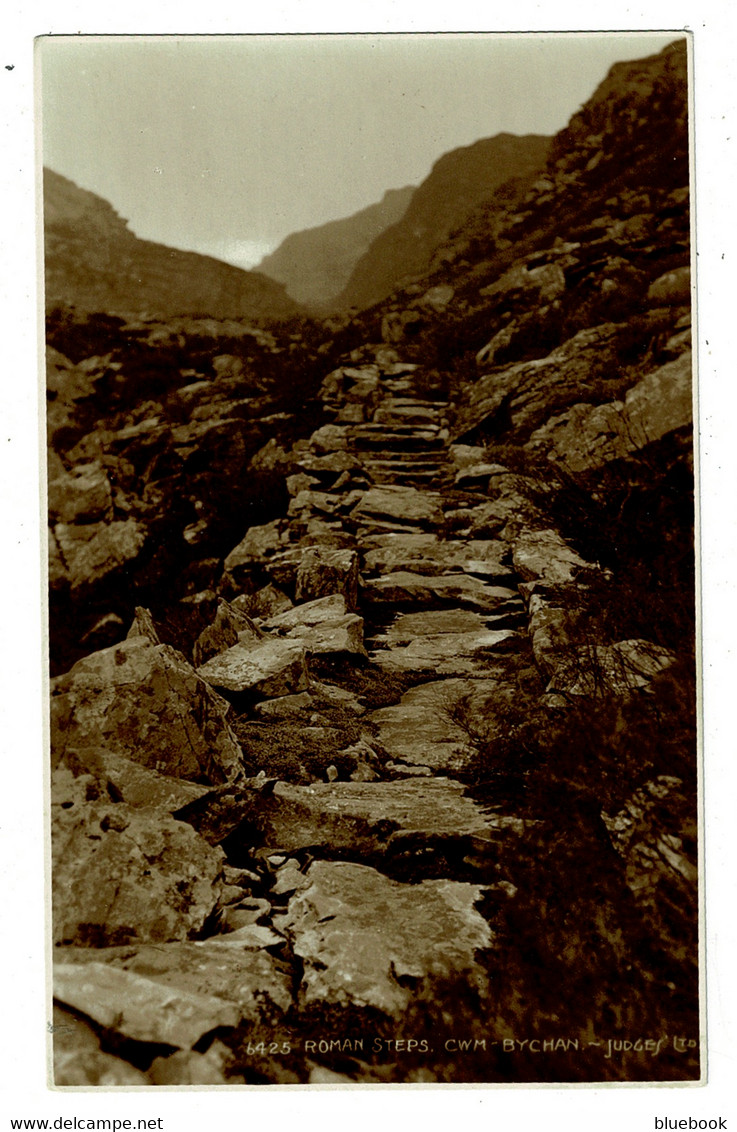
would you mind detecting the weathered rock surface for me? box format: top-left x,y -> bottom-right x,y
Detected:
53,518 -> 147,593
546,638 -> 675,697
51,637 -> 242,784
52,772 -> 225,946
52,1004 -> 150,1086
280,861 -> 493,1015
193,599 -> 263,666
197,638 -> 308,698
350,485 -> 444,528
55,940 -> 293,1040
368,678 -> 514,772
527,351 -> 692,472
362,571 -> 522,613
372,627 -> 519,674
254,778 -> 505,856
362,534 -> 514,581
513,528 -> 595,587
54,962 -> 241,1049
294,546 -> 359,608
65,749 -> 212,813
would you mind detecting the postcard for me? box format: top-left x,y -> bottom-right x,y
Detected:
38,29 -> 701,1090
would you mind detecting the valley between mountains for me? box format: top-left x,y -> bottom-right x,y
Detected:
46,39 -> 698,1086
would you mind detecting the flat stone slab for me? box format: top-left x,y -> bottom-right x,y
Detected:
280,861 -> 492,1017
368,678 -> 520,771
362,571 -> 522,612
261,593 -> 348,631
54,961 -> 240,1050
55,941 -> 293,1048
261,594 -> 367,659
382,609 -> 497,641
350,486 -> 444,528
255,777 -> 502,856
70,750 -> 212,813
286,615 -> 367,659
361,535 -> 513,581
197,638 -> 308,698
371,628 -> 520,674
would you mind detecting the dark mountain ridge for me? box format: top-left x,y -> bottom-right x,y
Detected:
336,132 -> 551,311
44,168 -> 300,321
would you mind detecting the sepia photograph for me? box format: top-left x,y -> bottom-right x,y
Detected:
38,29 -> 700,1088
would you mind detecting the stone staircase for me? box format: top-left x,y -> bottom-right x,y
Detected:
51,352 -> 692,1085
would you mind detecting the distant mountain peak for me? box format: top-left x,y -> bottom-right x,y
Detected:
257,185 -> 416,310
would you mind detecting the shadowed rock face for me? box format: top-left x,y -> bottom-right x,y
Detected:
337,133 -> 551,311
48,39 -> 697,1086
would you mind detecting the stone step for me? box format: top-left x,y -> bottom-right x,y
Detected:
361,571 -> 524,613
361,451 -> 447,466
351,422 -> 445,438
362,461 -> 448,479
378,397 -> 450,411
351,433 -> 448,452
373,406 -> 447,426
367,468 -> 447,486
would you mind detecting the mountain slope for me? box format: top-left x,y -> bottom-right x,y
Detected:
337,132 -> 551,311
43,169 -> 300,321
257,186 -> 415,310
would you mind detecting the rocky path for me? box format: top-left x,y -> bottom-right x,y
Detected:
51,353 -> 695,1085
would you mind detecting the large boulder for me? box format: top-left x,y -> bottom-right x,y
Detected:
527,351 -> 692,473
51,771 -> 225,946
51,637 -> 243,784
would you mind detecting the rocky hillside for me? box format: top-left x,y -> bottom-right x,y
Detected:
336,132 -> 550,311
44,169 -> 300,321
47,39 -> 697,1087
257,186 -> 415,310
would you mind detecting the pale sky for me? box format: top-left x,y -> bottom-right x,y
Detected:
39,32 -> 680,269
